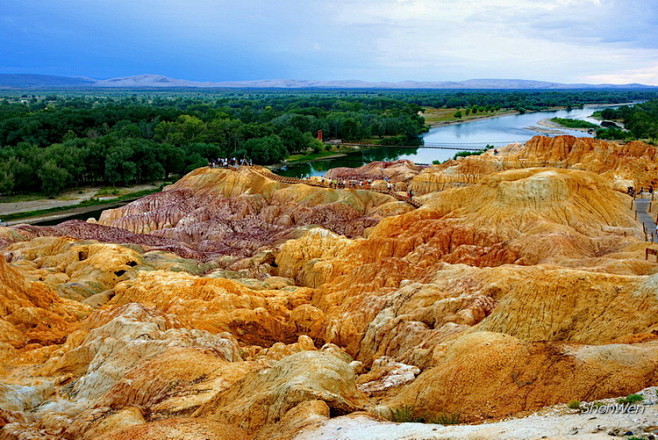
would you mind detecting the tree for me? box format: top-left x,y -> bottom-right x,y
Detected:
309,138 -> 325,153
454,111 -> 463,119
105,144 -> 137,186
243,135 -> 287,164
159,143 -> 185,176
278,127 -> 307,154
38,160 -> 71,197
0,159 -> 15,194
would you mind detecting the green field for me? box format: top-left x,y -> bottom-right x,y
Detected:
1,188 -> 160,222
550,117 -> 599,129
422,107 -> 515,125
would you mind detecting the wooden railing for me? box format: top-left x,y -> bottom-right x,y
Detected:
250,168 -> 422,209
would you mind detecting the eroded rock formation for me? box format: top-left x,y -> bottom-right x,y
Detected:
2,137 -> 658,439
410,135 -> 658,194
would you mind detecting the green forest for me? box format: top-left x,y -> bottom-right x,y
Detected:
1,89 -> 657,196
594,99 -> 658,141
0,94 -> 426,196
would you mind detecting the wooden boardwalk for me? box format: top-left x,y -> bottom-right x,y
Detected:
633,194 -> 657,242
250,168 -> 422,209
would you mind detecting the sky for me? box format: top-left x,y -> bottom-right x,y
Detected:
1,0 -> 657,85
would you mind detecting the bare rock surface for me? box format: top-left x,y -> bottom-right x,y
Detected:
1,138 -> 658,438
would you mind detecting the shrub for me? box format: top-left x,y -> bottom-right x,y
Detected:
429,412 -> 461,425
567,400 -> 582,410
617,394 -> 644,405
96,187 -> 120,196
387,406 -> 461,425
380,134 -> 407,145
452,150 -> 484,160
388,406 -> 423,423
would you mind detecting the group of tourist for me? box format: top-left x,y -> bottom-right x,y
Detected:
302,176 -> 414,199
209,157 -> 253,168
316,177 -> 376,190
627,185 -> 655,197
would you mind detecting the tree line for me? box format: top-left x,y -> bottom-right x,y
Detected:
595,98 -> 658,142
1,89 -> 656,197
0,95 -> 426,195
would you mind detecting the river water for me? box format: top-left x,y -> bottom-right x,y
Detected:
29,106 -> 611,225
278,105 -> 608,178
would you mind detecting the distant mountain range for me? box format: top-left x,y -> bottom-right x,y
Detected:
0,73 -> 655,90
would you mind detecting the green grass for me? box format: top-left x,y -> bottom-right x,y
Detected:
617,394 -> 644,405
2,188 -> 160,222
0,193 -> 45,204
550,117 -> 599,129
388,406 -> 424,423
428,412 -> 461,425
285,148 -> 350,163
422,107 -> 514,125
94,187 -> 122,197
387,406 -> 461,425
567,400 -> 582,410
453,150 -> 484,160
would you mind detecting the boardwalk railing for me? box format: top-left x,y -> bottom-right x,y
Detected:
631,192 -> 657,243
250,168 -> 422,209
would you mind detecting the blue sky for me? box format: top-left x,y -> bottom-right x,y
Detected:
1,0 -> 657,84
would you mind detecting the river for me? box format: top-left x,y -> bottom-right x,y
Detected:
277,105 -> 609,178
26,105 -> 611,225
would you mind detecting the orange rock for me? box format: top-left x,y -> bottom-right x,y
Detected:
2,146 -> 658,435
0,255 -> 89,355
109,270 -> 323,346
194,351 -> 367,434
100,418 -> 250,440
411,135 -> 658,194
392,332 -> 658,421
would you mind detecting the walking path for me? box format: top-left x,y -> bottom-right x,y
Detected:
0,183 -> 158,217
249,167 -> 422,209
633,194 -> 657,242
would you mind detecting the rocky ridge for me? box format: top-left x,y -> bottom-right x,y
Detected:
0,136 -> 657,439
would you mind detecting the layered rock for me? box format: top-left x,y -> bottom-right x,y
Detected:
195,351 -> 367,434
2,140 -> 658,438
410,136 -> 658,195
270,166 -> 658,418
324,159 -> 425,182
0,255 -> 89,357
4,236 -> 144,301
109,270 -> 322,346
392,332 -> 658,421
99,418 -> 250,440
89,167 -> 411,261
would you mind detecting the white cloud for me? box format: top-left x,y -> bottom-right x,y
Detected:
2,0 -> 657,82
313,0 -> 658,82
584,63 -> 658,85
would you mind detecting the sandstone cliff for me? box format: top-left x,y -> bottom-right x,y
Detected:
1,142 -> 658,439
410,135 -> 658,195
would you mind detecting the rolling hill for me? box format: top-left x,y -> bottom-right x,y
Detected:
0,73 -> 654,90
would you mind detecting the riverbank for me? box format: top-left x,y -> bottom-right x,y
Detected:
3,199 -> 138,226
535,118 -> 595,133
0,183 -> 162,217
0,186 -> 162,225
424,102 -> 628,129
423,108 -> 518,128
284,149 -> 353,164
274,144 -> 387,172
